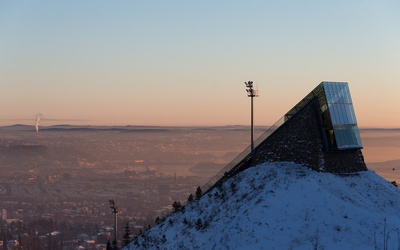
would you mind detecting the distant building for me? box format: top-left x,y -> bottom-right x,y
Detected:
204,82 -> 367,191
0,185 -> 11,196
1,209 -> 7,221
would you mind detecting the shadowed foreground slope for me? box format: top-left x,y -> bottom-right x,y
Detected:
124,162 -> 400,250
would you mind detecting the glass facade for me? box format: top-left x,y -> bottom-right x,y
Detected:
321,82 -> 362,150
284,81 -> 362,150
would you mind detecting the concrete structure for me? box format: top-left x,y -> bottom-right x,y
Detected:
203,82 -> 367,192
1,209 -> 7,221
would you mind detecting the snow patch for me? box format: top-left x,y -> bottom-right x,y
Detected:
124,162 -> 400,250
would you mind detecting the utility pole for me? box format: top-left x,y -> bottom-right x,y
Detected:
109,199 -> 120,249
245,81 -> 259,155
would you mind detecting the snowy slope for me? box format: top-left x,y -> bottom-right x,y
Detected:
124,162 -> 400,250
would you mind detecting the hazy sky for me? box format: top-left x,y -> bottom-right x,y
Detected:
1,1 -> 399,127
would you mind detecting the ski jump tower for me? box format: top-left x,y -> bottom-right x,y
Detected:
203,81 -> 367,192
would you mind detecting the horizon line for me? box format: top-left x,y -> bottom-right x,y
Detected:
1,123 -> 400,130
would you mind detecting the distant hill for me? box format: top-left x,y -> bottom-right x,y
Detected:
124,162 -> 400,250
0,124 -> 268,133
0,124 -> 33,131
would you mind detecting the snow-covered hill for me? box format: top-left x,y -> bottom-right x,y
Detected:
124,162 -> 400,250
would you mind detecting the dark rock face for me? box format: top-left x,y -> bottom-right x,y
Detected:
253,101 -> 367,173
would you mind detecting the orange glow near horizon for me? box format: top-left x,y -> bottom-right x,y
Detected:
1,2 -> 399,128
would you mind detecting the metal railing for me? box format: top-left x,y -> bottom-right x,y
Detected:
202,116 -> 286,193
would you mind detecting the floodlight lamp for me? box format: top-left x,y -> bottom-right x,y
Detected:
245,81 -> 254,88
109,199 -> 118,211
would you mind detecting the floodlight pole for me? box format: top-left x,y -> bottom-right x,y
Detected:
109,199 -> 119,249
245,81 -> 258,155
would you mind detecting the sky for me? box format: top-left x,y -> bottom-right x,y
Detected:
1,1 -> 399,127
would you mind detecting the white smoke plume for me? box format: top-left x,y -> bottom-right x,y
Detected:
35,113 -> 43,132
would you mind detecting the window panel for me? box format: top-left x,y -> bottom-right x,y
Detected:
345,90 -> 351,104
347,105 -> 356,124
339,104 -> 348,124
329,105 -> 338,124
334,125 -> 362,149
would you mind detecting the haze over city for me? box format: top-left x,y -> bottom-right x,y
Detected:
1,1 -> 399,128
